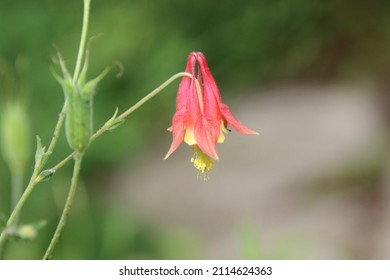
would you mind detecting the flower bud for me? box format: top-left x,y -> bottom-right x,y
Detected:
52,47 -> 112,154
63,81 -> 93,154
1,101 -> 32,173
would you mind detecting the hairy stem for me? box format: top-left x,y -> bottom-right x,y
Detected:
43,155 -> 83,260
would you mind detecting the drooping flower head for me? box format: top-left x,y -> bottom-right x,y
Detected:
165,52 -> 257,179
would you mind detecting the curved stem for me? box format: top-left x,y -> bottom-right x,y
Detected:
93,72 -> 192,139
52,72 -> 192,169
73,0 -> 90,83
43,155 -> 83,260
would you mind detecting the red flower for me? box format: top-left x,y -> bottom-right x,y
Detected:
165,52 -> 257,177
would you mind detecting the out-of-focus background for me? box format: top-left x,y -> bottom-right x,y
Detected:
1,0 -> 390,259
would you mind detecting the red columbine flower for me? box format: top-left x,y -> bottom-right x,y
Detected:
165,52 -> 257,178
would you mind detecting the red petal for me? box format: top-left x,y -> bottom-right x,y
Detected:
196,52 -> 222,104
175,53 -> 196,111
164,111 -> 185,159
220,103 -> 258,134
194,114 -> 221,160
165,53 -> 198,159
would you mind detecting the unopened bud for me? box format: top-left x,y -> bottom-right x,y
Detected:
53,44 -> 112,154
64,81 -> 93,154
1,101 -> 32,173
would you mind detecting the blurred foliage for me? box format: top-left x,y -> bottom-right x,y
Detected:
1,0 -> 390,259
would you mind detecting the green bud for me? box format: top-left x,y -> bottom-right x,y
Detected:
53,46 -> 112,154
64,81 -> 93,153
1,101 -> 32,173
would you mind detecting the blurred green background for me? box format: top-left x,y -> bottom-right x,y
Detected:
1,0 -> 390,259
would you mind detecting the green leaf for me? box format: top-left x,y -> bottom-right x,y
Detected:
34,136 -> 46,169
110,107 -> 119,120
107,119 -> 125,132
105,107 -> 125,132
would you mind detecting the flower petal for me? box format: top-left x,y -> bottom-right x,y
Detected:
196,52 -> 222,104
220,103 -> 258,135
164,111 -> 185,159
175,53 -> 196,111
194,114 -> 221,160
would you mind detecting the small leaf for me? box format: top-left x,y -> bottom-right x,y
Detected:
37,169 -> 55,182
110,107 -> 119,121
104,108 -> 125,132
34,136 -> 46,168
107,119 -> 125,132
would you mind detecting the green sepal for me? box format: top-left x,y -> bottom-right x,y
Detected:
81,65 -> 112,99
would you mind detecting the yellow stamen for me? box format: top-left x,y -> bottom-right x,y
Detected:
190,145 -> 214,180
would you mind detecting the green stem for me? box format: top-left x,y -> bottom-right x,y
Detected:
115,72 -> 192,122
43,155 -> 83,260
45,102 -> 67,163
94,72 -> 192,138
2,102 -> 67,228
0,0 -> 90,259
0,170 -> 36,258
50,72 -> 192,171
0,103 -> 67,258
73,0 -> 90,84
0,71 -> 191,258
10,171 -> 23,224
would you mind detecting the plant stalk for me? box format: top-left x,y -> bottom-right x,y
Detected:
43,155 -> 83,260
0,71 -> 191,258
73,0 -> 91,83
0,102 -> 68,258
10,171 -> 24,224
